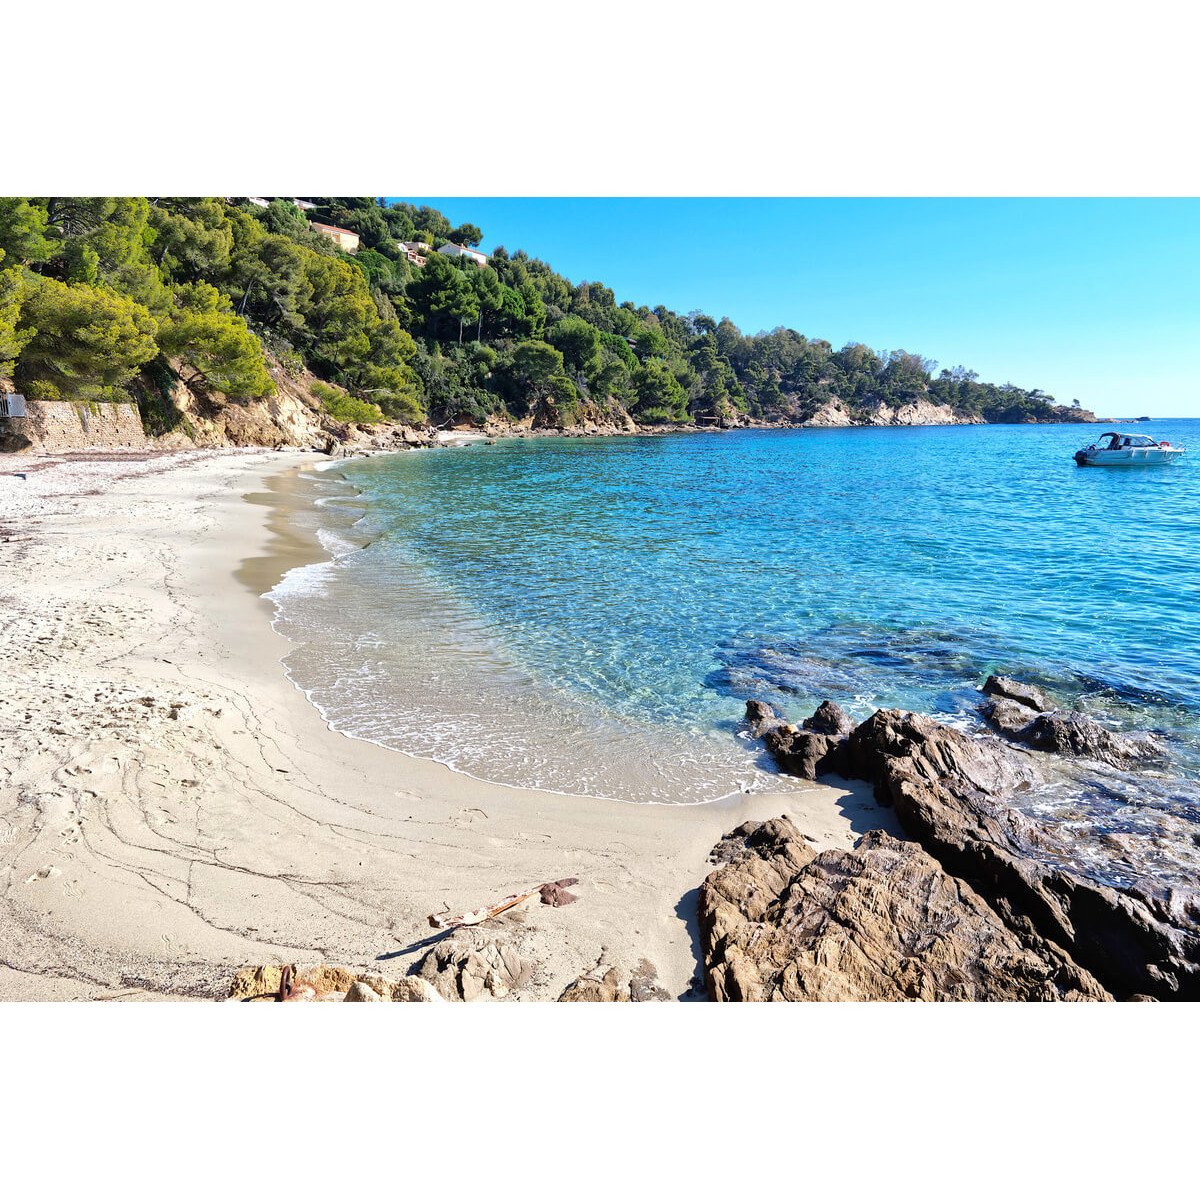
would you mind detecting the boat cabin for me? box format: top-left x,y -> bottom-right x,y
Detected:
1098,432 -> 1159,450
1099,432 -> 1156,451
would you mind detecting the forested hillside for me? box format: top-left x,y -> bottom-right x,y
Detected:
0,197 -> 1084,436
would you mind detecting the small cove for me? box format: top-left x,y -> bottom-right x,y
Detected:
264,421 -> 1200,877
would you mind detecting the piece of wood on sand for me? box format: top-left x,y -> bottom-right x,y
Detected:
428,878 -> 580,930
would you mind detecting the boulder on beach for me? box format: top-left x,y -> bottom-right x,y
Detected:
746,697 -> 852,781
415,930 -> 530,1001
699,817 -> 1108,1002
761,723 -> 849,780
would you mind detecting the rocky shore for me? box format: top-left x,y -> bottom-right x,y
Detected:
709,689 -> 1200,1002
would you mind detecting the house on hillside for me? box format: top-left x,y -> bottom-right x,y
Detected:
246,197 -> 270,208
400,240 -> 430,266
437,242 -> 488,268
309,222 -> 361,253
292,199 -> 318,211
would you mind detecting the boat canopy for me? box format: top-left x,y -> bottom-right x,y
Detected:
1096,432 -> 1161,448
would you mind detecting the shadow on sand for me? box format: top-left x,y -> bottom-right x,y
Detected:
672,886 -> 709,1002
376,928 -> 452,963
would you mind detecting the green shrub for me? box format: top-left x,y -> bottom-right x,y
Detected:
311,381 -> 384,424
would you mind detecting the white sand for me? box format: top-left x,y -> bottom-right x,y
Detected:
0,447 -> 898,1001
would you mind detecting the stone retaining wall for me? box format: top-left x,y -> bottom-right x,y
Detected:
0,399 -> 148,453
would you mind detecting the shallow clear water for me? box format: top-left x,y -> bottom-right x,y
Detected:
269,420 -> 1200,825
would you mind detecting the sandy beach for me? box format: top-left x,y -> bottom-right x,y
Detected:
0,447 -> 898,1001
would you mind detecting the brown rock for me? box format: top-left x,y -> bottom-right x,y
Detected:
390,977 -> 445,1003
344,981 -> 385,1002
1020,711 -> 1157,766
744,699 -> 782,738
846,708 -> 1200,1000
539,878 -> 579,907
558,967 -> 630,1002
844,708 -> 1039,804
301,965 -> 357,996
229,965 -> 292,1000
416,931 -> 530,1001
980,696 -> 1038,739
699,817 -> 1108,1002
762,724 -> 848,780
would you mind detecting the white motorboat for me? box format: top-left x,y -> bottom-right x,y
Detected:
1074,431 -> 1186,467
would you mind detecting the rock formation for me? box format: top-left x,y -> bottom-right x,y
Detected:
847,709 -> 1200,1000
977,674 -> 1160,765
732,699 -> 1200,1000
699,818 -> 1108,1001
982,674 -> 1051,713
414,929 -> 531,1001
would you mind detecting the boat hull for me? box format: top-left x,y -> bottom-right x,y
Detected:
1074,448 -> 1186,467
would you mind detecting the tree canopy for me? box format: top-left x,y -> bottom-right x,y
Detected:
0,195 -> 1069,431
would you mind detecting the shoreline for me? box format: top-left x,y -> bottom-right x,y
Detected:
0,447 -> 898,1001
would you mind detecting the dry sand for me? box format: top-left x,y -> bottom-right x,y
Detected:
0,447 -> 899,1001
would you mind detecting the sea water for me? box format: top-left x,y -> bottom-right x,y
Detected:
269,420 -> 1200,832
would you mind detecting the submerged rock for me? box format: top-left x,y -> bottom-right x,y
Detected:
1020,711 -> 1158,766
982,675 -> 1051,713
699,817 -> 1107,1002
980,696 -> 1038,739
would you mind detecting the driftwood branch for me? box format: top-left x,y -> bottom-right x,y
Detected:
428,878 -> 580,930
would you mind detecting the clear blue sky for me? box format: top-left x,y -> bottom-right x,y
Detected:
390,198 -> 1200,418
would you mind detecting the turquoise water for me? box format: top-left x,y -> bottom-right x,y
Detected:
270,420 -> 1200,812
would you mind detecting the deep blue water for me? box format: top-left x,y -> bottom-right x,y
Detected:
270,420 -> 1200,812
